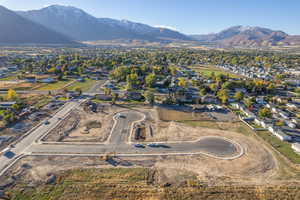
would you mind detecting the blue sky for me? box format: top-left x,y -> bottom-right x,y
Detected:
0,0 -> 299,35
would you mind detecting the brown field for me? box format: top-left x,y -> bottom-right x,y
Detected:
0,81 -> 42,90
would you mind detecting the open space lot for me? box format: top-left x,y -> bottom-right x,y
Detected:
190,64 -> 242,78
36,80 -> 74,91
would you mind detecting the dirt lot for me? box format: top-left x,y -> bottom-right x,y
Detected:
2,105 -> 300,199
0,80 -> 42,90
44,105 -> 113,142
1,153 -> 300,200
44,104 -> 142,142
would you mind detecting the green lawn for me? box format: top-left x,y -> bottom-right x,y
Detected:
191,65 -> 241,79
36,80 -> 73,91
0,75 -> 18,81
67,79 -> 96,92
256,131 -> 300,164
32,96 -> 52,109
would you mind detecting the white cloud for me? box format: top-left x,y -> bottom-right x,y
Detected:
154,25 -> 179,31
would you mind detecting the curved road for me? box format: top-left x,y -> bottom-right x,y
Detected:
28,110 -> 240,158
0,103 -> 243,177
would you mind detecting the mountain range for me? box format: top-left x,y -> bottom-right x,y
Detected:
0,4 -> 299,47
190,26 -> 300,47
16,5 -> 192,42
0,5 -> 74,45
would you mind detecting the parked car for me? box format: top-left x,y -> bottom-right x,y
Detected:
116,113 -> 126,119
147,143 -> 160,148
44,120 -> 50,125
133,144 -> 145,148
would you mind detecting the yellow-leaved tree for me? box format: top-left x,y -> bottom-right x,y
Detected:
7,88 -> 17,100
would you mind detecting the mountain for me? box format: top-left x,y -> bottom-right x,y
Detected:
18,5 -> 192,42
191,26 -> 300,47
0,5 -> 75,45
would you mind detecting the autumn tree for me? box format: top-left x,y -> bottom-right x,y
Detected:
145,73 -> 156,88
7,89 -> 17,100
258,107 -> 272,118
234,91 -> 244,101
178,78 -> 187,88
144,90 -> 155,105
217,89 -> 229,104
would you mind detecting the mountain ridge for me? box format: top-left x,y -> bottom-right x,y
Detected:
0,5 -> 75,45
190,25 -> 300,47
17,5 -> 193,42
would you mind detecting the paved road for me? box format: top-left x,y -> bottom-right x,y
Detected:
0,103 -> 242,177
29,137 -> 237,157
27,110 -> 238,158
108,111 -> 143,145
0,99 -> 82,175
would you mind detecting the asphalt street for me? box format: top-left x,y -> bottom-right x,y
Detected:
27,110 -> 238,157
0,99 -> 82,175
0,100 -> 241,177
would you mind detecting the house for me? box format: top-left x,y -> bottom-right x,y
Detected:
269,127 -> 292,141
286,121 -> 297,129
278,110 -> 290,119
125,91 -> 143,101
24,76 -> 36,83
235,88 -> 247,94
286,103 -> 298,110
39,77 -> 56,83
77,77 -> 85,82
256,96 -> 266,105
292,143 -> 300,153
0,101 -> 16,109
95,94 -> 112,101
201,94 -> 218,104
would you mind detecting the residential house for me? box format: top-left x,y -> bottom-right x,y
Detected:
201,94 -> 218,104
125,91 -> 143,101
292,143 -> 300,153
0,101 -> 16,109
24,76 -> 36,83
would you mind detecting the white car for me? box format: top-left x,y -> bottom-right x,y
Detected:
0,147 -> 10,155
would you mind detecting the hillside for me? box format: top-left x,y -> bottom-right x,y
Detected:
0,6 -> 75,45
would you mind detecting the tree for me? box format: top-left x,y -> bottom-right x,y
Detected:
126,73 -> 139,90
7,89 -> 17,100
178,78 -> 187,88
295,88 -> 300,94
112,93 -> 119,105
3,111 -> 16,125
244,97 -> 256,108
258,107 -> 272,118
199,88 -> 207,96
145,73 -> 156,88
103,88 -> 112,96
12,103 -> 21,111
234,91 -> 244,101
217,89 -> 229,104
75,87 -> 82,95
144,90 -> 155,105
169,66 -> 178,76
209,83 -> 218,93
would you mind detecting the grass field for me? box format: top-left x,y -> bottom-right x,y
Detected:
190,65 -> 241,79
257,131 -> 300,164
67,79 -> 96,92
8,167 -> 300,200
36,80 -> 74,91
0,75 -> 18,81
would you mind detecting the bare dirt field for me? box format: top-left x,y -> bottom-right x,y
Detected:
3,105 -> 300,199
43,104 -> 145,142
0,80 -> 42,90
43,105 -> 116,142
